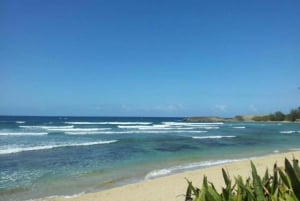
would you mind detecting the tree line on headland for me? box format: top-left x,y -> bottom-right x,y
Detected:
248,106 -> 300,122
185,106 -> 300,122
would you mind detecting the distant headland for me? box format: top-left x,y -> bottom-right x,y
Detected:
185,106 -> 300,123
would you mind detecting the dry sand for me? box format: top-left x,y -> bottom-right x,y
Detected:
47,151 -> 300,201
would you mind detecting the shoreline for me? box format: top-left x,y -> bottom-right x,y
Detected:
45,150 -> 300,201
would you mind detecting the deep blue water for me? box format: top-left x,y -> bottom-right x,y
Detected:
1,116 -> 300,201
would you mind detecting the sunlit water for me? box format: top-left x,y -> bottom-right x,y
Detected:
1,116 -> 300,201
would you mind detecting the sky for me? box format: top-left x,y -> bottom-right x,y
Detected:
1,0 -> 300,117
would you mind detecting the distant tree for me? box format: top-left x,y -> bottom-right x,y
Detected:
252,115 -> 270,121
269,114 -> 276,121
288,107 -> 300,121
273,111 -> 285,121
252,106 -> 300,122
235,115 -> 244,121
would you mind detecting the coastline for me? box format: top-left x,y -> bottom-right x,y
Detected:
45,151 -> 300,201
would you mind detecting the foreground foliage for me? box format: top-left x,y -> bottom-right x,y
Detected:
185,158 -> 300,201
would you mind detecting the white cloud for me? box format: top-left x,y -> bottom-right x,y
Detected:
249,104 -> 258,113
214,104 -> 228,113
153,104 -> 186,112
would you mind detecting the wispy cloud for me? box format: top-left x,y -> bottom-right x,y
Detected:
95,103 -> 188,115
249,104 -> 258,113
152,104 -> 186,112
214,104 -> 228,113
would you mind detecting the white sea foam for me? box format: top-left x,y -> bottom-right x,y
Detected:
0,140 -> 117,155
20,125 -> 74,129
64,130 -> 208,135
118,125 -> 167,129
145,159 -> 240,180
64,131 -> 112,135
0,132 -> 48,136
118,125 -> 193,130
16,121 -> 25,124
19,126 -> 111,132
65,121 -> 152,125
202,126 -> 220,130
47,128 -> 111,132
280,130 -> 300,134
232,126 -> 246,129
192,136 -> 236,139
163,122 -> 224,126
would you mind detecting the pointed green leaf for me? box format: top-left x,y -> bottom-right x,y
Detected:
285,158 -> 300,200
198,176 -> 208,201
278,166 -> 291,189
292,158 -> 300,182
263,168 -> 269,183
235,176 -> 255,201
223,168 -> 231,187
251,161 -> 266,201
207,186 -> 222,201
222,188 -> 230,201
185,180 -> 193,201
272,163 -> 278,194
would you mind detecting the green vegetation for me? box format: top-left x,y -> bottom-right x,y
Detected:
252,107 -> 300,122
185,158 -> 300,201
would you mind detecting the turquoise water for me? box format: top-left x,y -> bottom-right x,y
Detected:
1,116 -> 300,201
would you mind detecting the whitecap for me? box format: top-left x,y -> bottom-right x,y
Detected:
232,126 -> 246,129
192,136 -> 236,139
162,122 -> 224,126
280,131 -> 300,134
0,140 -> 118,155
47,128 -> 111,132
20,125 -> 74,129
65,121 -> 152,125
118,125 -> 193,130
0,132 -> 48,136
64,130 -> 208,135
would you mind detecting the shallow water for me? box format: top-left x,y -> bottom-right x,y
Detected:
1,116 -> 300,201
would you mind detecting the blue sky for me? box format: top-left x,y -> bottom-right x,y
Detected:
1,0 -> 300,117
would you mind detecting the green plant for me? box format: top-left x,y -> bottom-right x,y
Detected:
185,158 -> 300,201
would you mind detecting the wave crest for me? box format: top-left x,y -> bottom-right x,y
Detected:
145,159 -> 240,180
0,140 -> 117,155
192,136 -> 236,139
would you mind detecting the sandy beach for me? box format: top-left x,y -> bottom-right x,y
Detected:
46,151 -> 300,201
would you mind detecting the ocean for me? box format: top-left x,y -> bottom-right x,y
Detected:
1,116 -> 300,201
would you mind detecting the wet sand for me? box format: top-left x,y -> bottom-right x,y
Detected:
47,151 -> 300,201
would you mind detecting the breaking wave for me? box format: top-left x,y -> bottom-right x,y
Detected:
46,128 -> 111,132
280,130 -> 300,134
118,125 -> 193,130
162,122 -> 224,126
0,140 -> 118,155
192,136 -> 236,139
0,132 -> 48,136
145,159 -> 240,180
65,122 -> 152,125
19,125 -> 74,129
64,130 -> 208,135
232,126 -> 246,129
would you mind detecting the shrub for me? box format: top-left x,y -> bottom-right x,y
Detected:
185,158 -> 300,201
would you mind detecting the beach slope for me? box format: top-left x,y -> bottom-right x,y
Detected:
48,151 -> 300,201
